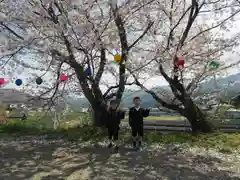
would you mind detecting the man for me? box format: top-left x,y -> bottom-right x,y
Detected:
129,97 -> 150,151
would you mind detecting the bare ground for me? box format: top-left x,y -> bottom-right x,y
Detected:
0,135 -> 239,180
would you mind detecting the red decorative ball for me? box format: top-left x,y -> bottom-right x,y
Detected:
60,74 -> 67,81
175,57 -> 185,68
0,78 -> 5,85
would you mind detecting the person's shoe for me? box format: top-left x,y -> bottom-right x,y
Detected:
107,143 -> 113,148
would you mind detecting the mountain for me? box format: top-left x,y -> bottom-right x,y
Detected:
67,73 -> 240,108
2,73 -> 239,109
196,73 -> 240,99
0,89 -> 45,107
198,73 -> 240,91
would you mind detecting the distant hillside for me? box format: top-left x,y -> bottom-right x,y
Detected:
67,73 -> 240,108
0,89 -> 45,107
196,73 -> 240,99
2,73 -> 240,109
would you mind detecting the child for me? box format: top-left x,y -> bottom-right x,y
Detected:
106,100 -> 125,152
129,97 -> 150,151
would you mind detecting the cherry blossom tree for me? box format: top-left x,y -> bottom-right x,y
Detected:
127,0 -> 240,132
0,0 -> 154,126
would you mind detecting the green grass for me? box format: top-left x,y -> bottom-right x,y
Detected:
3,111 -> 240,153
0,119 -> 240,153
144,131 -> 240,152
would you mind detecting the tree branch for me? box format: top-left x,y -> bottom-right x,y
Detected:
103,82 -> 135,98
112,5 -> 128,53
159,64 -> 185,101
94,47 -> 106,85
166,5 -> 192,49
0,22 -> 24,40
133,75 -> 183,111
111,4 -> 128,103
177,0 -> 199,50
189,8 -> 240,42
128,21 -> 154,50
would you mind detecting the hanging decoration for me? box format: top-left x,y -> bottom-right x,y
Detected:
15,79 -> 23,86
114,54 -> 121,63
60,74 -> 67,81
84,67 -> 91,75
206,60 -> 219,69
36,77 -> 43,85
174,57 -> 185,68
0,78 -> 5,85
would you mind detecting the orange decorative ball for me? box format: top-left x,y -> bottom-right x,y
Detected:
114,54 -> 121,63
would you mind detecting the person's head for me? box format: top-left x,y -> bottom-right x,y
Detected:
133,96 -> 141,107
109,100 -> 117,109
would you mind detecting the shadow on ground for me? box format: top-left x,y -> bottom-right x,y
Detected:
0,135 -> 239,180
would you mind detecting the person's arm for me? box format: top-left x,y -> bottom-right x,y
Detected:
128,108 -> 133,127
119,110 -> 125,120
116,110 -> 124,126
142,108 -> 150,117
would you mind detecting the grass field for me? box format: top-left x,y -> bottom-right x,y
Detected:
1,120 -> 240,153
2,111 -> 240,153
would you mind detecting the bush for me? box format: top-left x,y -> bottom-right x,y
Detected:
0,120 -> 47,135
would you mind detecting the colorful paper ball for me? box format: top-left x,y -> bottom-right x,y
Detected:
0,78 -> 5,85
60,74 -> 67,81
114,54 -> 121,62
176,59 -> 185,67
84,67 -> 91,75
36,77 -> 43,85
15,79 -> 23,86
174,57 -> 185,68
207,61 -> 219,69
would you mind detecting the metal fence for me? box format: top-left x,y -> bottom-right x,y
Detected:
121,119 -> 240,133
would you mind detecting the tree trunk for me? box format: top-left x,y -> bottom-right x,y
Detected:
183,99 -> 213,133
91,103 -> 107,127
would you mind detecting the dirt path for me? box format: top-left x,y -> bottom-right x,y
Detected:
0,135 -> 239,180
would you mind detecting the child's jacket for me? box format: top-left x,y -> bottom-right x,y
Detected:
128,107 -> 150,128
106,108 -> 125,131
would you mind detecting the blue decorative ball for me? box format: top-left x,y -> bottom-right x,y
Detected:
36,77 -> 43,85
15,79 -> 22,86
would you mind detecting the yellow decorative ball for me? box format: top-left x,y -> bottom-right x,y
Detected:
114,54 -> 121,62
